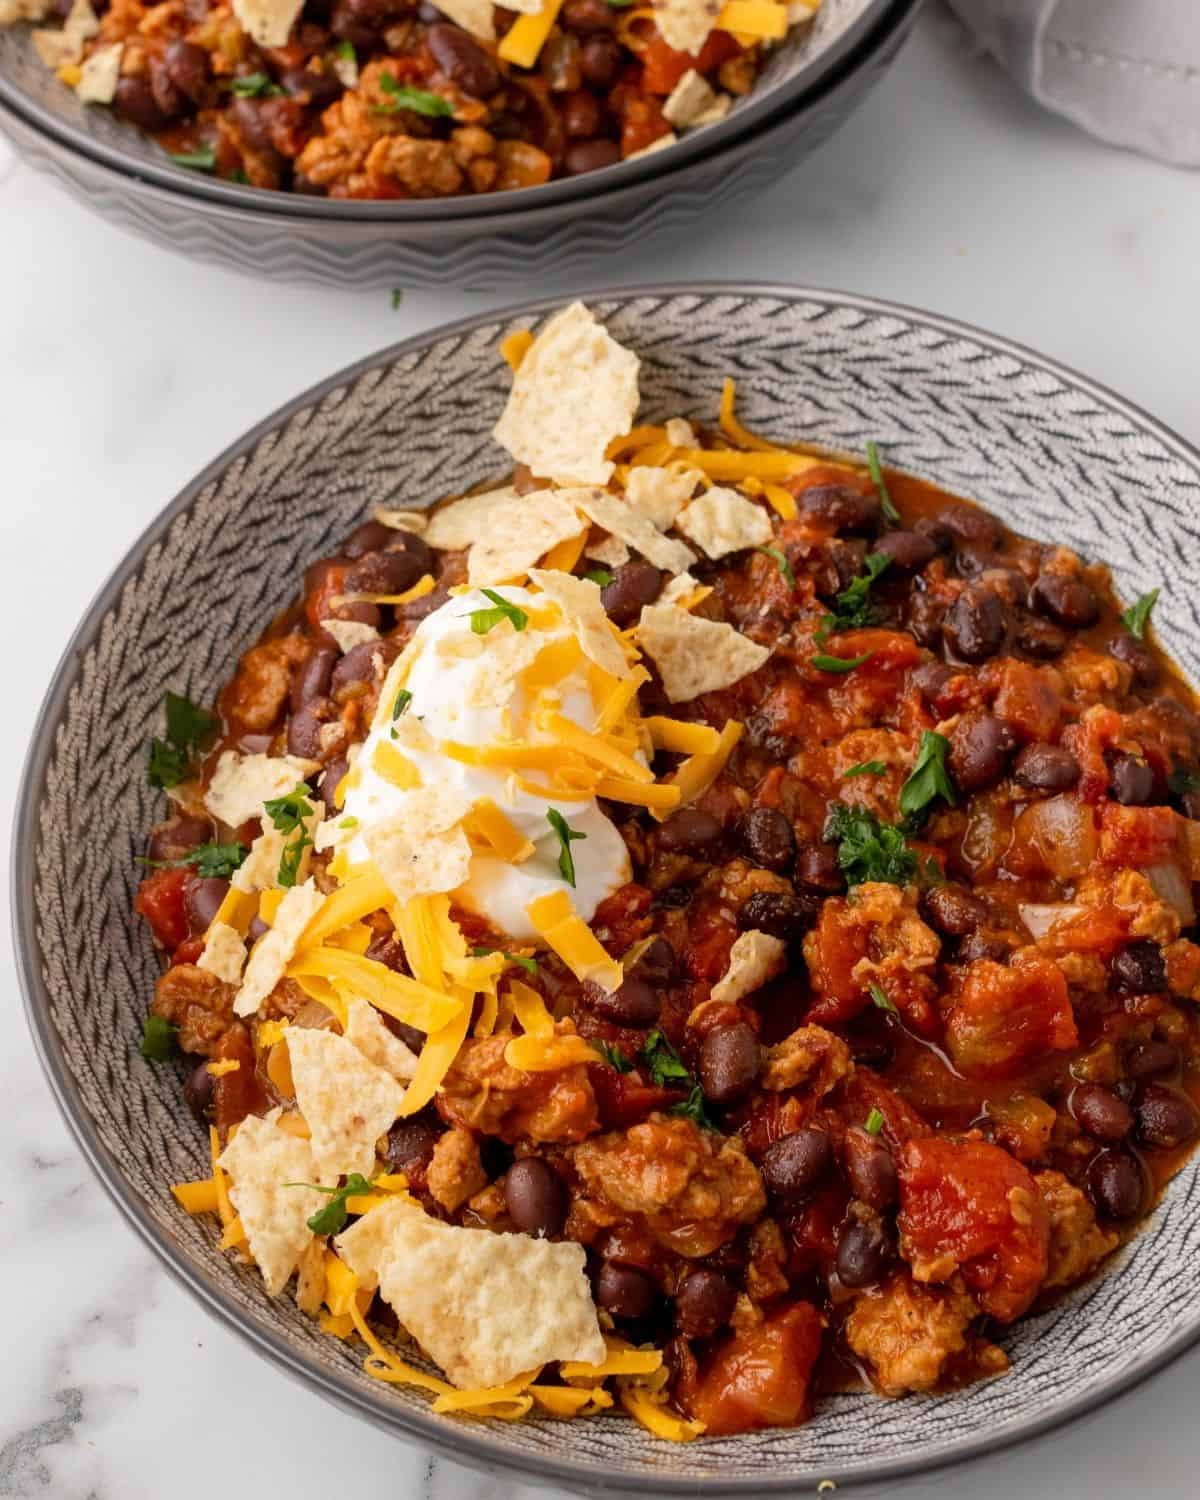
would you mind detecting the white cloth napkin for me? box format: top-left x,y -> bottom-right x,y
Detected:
946,0 -> 1200,167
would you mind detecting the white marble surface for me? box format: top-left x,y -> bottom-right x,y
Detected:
3,6 -> 1200,1496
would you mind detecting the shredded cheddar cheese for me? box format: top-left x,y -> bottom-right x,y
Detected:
644,715 -> 722,756
652,718 -> 743,821
372,739 -> 423,789
504,1033 -> 599,1071
171,1179 -> 219,1214
500,329 -> 533,371
464,798 -> 537,863
508,979 -> 555,1036
527,890 -> 623,992
206,1058 -> 241,1078
497,0 -> 565,65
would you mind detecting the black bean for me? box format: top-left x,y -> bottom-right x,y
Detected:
290,646 -> 337,713
1071,1083 -> 1134,1143
1108,632 -> 1159,687
826,538 -> 868,594
114,75 -> 170,131
563,137 -> 622,175
796,843 -> 843,892
319,755 -> 348,814
1126,1038 -> 1180,1082
737,808 -> 795,873
738,889 -> 817,941
504,1158 -> 566,1237
1086,1149 -> 1145,1220
954,545 -> 995,580
287,703 -> 327,760
921,882 -> 986,938
675,1268 -> 736,1338
873,529 -> 936,573
1013,743 -> 1080,791
761,1129 -> 832,1205
1136,1085 -> 1198,1150
561,89 -> 602,138
247,915 -> 269,943
957,930 -> 1010,962
1015,615 -> 1068,659
345,545 -> 430,597
1108,752 -> 1159,806
342,520 -> 393,558
906,591 -> 945,649
331,637 -> 398,690
583,975 -> 661,1028
835,1218 -> 893,1288
148,55 -> 191,121
427,22 -> 501,96
628,936 -> 674,984
595,1262 -> 657,1320
843,1128 -> 898,1210
658,807 -> 722,853
600,561 -> 662,625
914,515 -> 953,553
796,485 -> 881,534
1111,940 -> 1167,995
146,814 -> 214,865
911,658 -> 953,708
579,33 -> 621,86
1031,572 -> 1100,629
699,1024 -> 760,1106
385,1118 -> 442,1171
941,504 -> 1002,549
417,0 -> 442,19
283,67 -> 344,109
183,1059 -> 215,1124
948,711 -> 1014,792
184,876 -> 230,932
943,587 -> 1009,663
562,0 -> 614,31
163,40 -> 212,105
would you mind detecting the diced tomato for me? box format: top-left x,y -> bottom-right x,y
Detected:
304,561 -> 350,639
839,1067 -> 932,1148
687,1302 -> 824,1435
897,1137 -> 1049,1322
1062,704 -> 1123,803
1098,803 -> 1180,867
986,659 -> 1063,743
588,1066 -> 681,1130
135,867 -> 190,953
803,899 -> 870,1027
212,1022 -> 267,1135
616,93 -> 671,158
640,30 -> 740,96
782,1182 -> 846,1277
682,897 -> 739,984
1034,904 -> 1130,959
592,882 -> 653,956
173,935 -> 206,967
944,955 -> 1078,1078
734,1090 -> 809,1157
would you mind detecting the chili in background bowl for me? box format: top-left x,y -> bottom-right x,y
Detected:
14,284 -> 1200,1494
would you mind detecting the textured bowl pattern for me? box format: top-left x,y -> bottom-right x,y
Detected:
16,287 -> 1200,1495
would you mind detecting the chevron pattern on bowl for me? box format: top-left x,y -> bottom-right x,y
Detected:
15,286 -> 1200,1495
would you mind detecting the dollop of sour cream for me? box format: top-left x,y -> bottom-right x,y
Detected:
341,587 -> 631,941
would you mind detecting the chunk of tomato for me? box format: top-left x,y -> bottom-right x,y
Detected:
687,1302 -> 824,1434
135,867 -> 190,953
944,955 -> 1078,1078
640,31 -> 740,96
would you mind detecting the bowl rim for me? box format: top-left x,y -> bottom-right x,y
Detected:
14,280 -> 1200,1495
0,0 -> 909,222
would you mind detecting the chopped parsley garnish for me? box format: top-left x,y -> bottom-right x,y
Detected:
844,760 -> 886,778
898,730 -> 956,826
817,552 -> 891,640
149,691 -> 219,790
470,946 -> 538,976
169,146 -> 217,172
228,168 -> 250,185
392,688 -> 413,720
376,74 -> 453,116
639,1029 -> 690,1087
546,807 -> 587,887
595,1040 -> 634,1073
756,546 -> 796,588
289,1173 -> 374,1236
869,981 -> 897,1015
228,72 -> 284,97
140,1014 -> 177,1062
142,841 -> 248,880
1168,767 -> 1200,796
865,441 -> 900,525
465,588 -> 529,636
583,567 -> 614,587
391,289 -> 404,310
263,782 -> 315,888
864,1106 -> 885,1136
1121,588 -> 1159,640
335,39 -> 356,60
812,651 -> 874,674
825,802 -> 919,888
668,1085 -> 718,1132
338,815 -> 360,830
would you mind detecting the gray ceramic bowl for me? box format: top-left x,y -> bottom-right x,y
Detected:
14,285 -> 1200,1496
0,0 -> 919,289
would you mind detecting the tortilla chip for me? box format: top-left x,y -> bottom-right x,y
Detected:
493,303 -> 640,487
636,603 -> 771,702
665,418 -> 697,448
363,785 -> 472,904
428,0 -> 494,37
344,998 -> 419,1083
336,1198 -> 604,1388
652,0 -> 718,55
662,68 -> 719,128
622,466 -> 702,531
286,1028 -> 406,1180
372,507 -> 429,534
575,490 -> 695,576
321,619 -> 380,653
466,491 -> 586,587
204,751 -> 317,830
527,568 -> 631,679
75,41 -> 122,103
231,0 -> 302,48
234,879 -> 325,1017
197,921 -> 247,985
31,0 -> 96,66
675,485 -> 773,559
425,487 -> 521,551
626,131 -> 677,161
218,1109 -> 327,1295
0,0 -> 53,21
711,929 -> 787,1004
587,534 -> 630,569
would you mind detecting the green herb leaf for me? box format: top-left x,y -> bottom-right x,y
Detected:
166,692 -> 220,754
140,1014 -> 177,1062
335,39 -> 356,60
392,689 -> 413,721
596,1040 -> 634,1073
546,807 -> 587,887
391,289 -> 404,310
869,981 -> 897,1015
898,730 -> 956,826
229,72 -> 285,97
583,567 -> 614,587
865,441 -> 900,525
668,1085 -> 719,1132
338,815 -> 360,830
1121,588 -> 1160,640
228,168 -> 250,185
756,546 -> 796,588
377,74 -> 453,116
183,842 -> 248,880
825,802 -> 919,887
289,1173 -> 375,1236
817,552 -> 891,640
264,782 -> 316,888
465,588 -> 529,636
1168,767 -> 1200,797
864,1106 -> 885,1136
148,739 -> 189,790
169,146 -> 217,172
843,760 -> 887,778
639,1029 -> 690,1087
812,651 -> 874,674
470,946 -> 538,976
